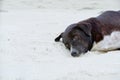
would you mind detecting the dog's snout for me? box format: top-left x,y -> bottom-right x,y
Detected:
71,46 -> 80,57
71,52 -> 79,57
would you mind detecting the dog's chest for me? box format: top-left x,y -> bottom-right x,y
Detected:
91,31 -> 120,51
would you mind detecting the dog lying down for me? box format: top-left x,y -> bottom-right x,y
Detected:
55,10 -> 120,57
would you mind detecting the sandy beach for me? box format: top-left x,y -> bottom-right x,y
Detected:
0,0 -> 120,80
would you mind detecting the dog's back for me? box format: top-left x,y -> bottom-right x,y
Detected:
97,11 -> 120,25
96,11 -> 120,35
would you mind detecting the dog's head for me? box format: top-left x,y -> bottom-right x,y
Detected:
63,23 -> 94,57
55,22 -> 94,57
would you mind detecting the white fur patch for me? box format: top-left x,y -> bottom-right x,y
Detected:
91,31 -> 120,51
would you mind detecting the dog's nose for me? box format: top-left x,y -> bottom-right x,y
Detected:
71,52 -> 79,57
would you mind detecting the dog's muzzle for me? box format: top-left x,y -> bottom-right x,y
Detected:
71,46 -> 80,57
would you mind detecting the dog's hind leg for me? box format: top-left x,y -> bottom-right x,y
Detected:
55,33 -> 63,42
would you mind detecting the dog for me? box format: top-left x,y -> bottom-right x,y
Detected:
55,10 -> 120,57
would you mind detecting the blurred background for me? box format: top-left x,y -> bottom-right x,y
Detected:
0,0 -> 120,11
0,0 -> 120,80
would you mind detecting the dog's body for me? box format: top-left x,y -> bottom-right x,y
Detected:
55,10 -> 120,57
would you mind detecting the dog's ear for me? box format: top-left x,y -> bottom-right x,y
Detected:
78,23 -> 92,37
55,33 -> 63,42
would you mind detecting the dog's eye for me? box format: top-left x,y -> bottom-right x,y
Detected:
65,43 -> 69,47
65,43 -> 70,49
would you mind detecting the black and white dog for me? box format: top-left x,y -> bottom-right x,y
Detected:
55,10 -> 120,57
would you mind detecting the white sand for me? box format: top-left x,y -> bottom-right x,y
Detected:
0,0 -> 120,80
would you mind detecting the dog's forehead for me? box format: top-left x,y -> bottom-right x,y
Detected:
62,23 -> 87,42
63,30 -> 82,43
